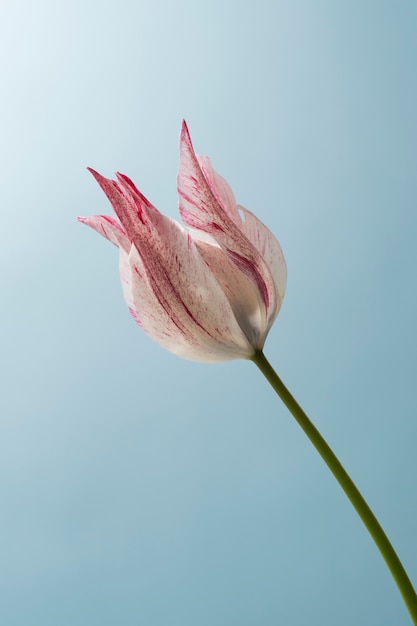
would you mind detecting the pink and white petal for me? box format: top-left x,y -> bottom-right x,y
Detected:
177,122 -> 232,234
195,158 -> 286,306
237,206 -> 287,303
194,240 -> 267,349
137,216 -> 256,360
118,245 -> 196,358
196,155 -> 241,226
77,215 -> 131,252
119,243 -> 254,362
177,121 -> 278,327
87,169 -> 150,245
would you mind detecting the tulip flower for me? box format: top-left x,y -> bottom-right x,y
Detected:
79,123 -> 417,624
78,121 -> 286,362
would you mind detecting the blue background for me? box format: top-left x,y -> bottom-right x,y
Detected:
1,1 -> 416,624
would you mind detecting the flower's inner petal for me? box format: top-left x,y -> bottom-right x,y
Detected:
195,241 -> 265,349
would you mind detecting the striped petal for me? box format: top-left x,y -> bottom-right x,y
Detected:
237,205 -> 287,307
177,121 -> 279,335
195,151 -> 287,318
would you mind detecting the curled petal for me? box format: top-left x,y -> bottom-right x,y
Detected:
196,155 -> 241,227
177,121 -> 279,332
237,206 -> 287,311
195,153 -> 287,315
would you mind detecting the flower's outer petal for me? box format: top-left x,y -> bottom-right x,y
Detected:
88,169 -> 254,362
195,155 -> 287,310
196,155 -> 241,226
177,121 -> 279,331
78,214 -> 131,253
119,245 -> 251,362
237,206 -> 287,305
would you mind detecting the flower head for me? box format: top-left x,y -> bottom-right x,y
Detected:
78,122 -> 286,362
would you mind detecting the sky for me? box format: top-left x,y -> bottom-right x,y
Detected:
1,1 -> 416,624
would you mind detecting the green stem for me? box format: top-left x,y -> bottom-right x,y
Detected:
252,350 -> 417,624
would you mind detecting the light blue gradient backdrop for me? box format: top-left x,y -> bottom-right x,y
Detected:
1,1 -> 416,624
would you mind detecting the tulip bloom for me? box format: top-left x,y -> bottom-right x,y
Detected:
79,122 -> 286,362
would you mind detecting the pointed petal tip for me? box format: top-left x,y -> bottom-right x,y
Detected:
180,120 -> 192,146
88,167 -> 119,189
114,171 -> 151,207
87,167 -> 106,184
77,215 -> 100,228
115,171 -> 130,184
